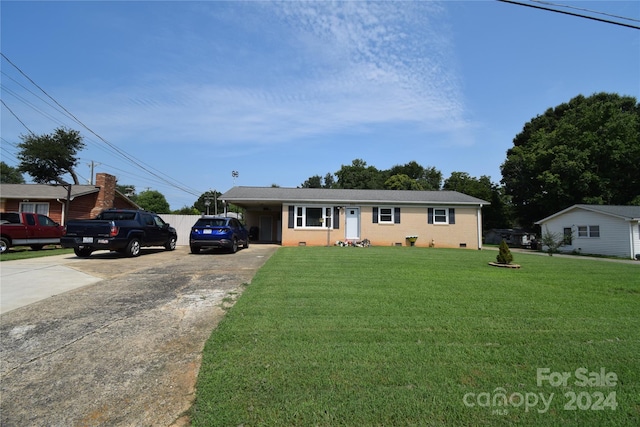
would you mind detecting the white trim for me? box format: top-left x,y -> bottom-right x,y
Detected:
294,205 -> 334,229
477,205 -> 483,249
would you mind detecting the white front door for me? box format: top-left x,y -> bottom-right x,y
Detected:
345,208 -> 360,240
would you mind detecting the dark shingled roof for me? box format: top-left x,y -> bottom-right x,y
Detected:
221,186 -> 489,205
573,204 -> 640,219
536,204 -> 640,223
0,184 -> 100,200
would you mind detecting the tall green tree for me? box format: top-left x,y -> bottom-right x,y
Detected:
17,127 -> 85,184
301,174 -> 336,188
443,172 -> 511,230
384,174 -> 424,190
334,159 -> 385,189
387,161 -> 442,190
305,160 -> 441,191
0,162 -> 25,183
323,173 -> 336,189
501,93 -> 640,228
194,190 -> 223,215
301,175 -> 323,188
135,190 -> 170,213
116,184 -> 136,198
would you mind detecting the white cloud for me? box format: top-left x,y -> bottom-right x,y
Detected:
72,1 -> 469,148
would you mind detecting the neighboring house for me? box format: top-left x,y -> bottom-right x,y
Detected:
535,204 -> 640,259
0,173 -> 139,225
220,186 -> 489,249
485,228 -> 537,248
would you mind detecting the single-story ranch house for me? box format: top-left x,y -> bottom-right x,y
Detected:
221,186 -> 489,249
535,204 -> 640,260
0,173 -> 139,225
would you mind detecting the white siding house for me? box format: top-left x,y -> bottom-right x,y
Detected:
535,205 -> 640,260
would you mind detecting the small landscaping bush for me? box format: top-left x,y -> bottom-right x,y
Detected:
496,239 -> 513,264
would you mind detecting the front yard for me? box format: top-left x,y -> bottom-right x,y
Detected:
192,247 -> 639,426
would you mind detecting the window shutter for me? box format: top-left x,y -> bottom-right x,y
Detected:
333,207 -> 340,229
394,207 -> 401,224
288,205 -> 295,228
449,208 -> 455,224
372,207 -> 378,223
428,208 -> 434,224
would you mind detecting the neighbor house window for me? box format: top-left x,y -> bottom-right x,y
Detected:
294,206 -> 334,228
578,225 -> 600,238
434,209 -> 447,223
20,202 -> 49,216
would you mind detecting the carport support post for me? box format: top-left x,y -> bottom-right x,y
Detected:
65,183 -> 71,225
326,217 -> 331,247
56,182 -> 72,226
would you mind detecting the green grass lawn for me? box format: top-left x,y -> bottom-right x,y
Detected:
192,247 -> 640,426
0,246 -> 72,261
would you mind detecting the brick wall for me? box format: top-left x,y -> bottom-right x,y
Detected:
90,173 -> 117,217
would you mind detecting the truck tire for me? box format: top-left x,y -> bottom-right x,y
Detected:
0,237 -> 10,254
165,236 -> 177,251
190,245 -> 200,254
74,247 -> 93,258
125,238 -> 141,257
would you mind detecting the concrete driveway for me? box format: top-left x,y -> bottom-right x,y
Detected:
1,253 -> 106,314
0,244 -> 278,427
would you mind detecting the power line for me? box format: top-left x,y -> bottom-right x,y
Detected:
497,0 -> 640,30
1,99 -> 33,134
531,0 -> 640,24
1,52 -> 205,197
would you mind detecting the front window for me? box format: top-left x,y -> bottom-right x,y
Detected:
295,206 -> 333,228
379,208 -> 393,223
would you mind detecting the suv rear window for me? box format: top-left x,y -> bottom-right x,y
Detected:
195,218 -> 228,227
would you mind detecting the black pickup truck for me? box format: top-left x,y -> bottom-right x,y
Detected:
61,209 -> 177,257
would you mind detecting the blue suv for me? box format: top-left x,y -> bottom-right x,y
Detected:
189,216 -> 249,254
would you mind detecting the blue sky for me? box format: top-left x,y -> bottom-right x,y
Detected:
2,1 -> 638,210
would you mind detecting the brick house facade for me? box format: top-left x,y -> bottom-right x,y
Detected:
0,173 -> 139,224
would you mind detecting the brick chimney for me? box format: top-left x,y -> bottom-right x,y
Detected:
90,173 -> 117,217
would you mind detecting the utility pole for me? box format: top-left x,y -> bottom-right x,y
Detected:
87,161 -> 101,185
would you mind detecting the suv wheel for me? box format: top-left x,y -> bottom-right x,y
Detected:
126,238 -> 141,257
165,236 -> 177,251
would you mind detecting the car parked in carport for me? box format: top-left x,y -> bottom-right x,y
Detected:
189,216 -> 249,254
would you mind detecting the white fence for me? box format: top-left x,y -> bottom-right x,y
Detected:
160,215 -> 201,246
